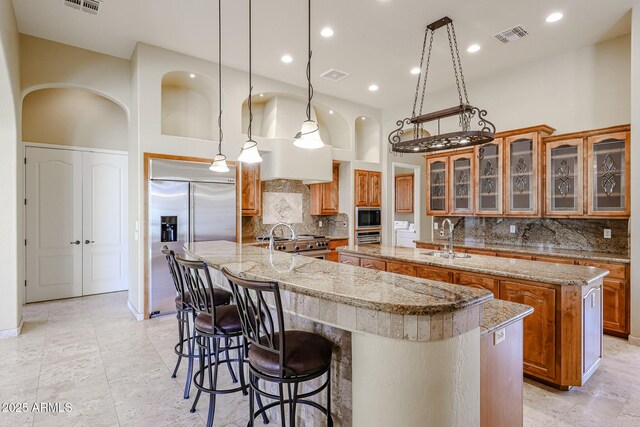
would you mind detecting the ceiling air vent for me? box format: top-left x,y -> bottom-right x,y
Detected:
494,25 -> 529,43
320,68 -> 349,82
63,0 -> 103,15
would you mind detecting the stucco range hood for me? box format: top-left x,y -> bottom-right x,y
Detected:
260,139 -> 333,183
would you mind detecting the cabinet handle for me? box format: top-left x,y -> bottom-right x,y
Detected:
70,240 -> 81,245
85,240 -> 95,244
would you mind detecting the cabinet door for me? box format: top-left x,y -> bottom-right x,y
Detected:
426,157 -> 448,215
339,254 -> 360,266
449,152 -> 474,215
241,163 -> 261,216
454,272 -> 499,298
369,172 -> 382,207
360,258 -> 386,271
586,132 -> 630,216
505,133 -> 539,216
395,174 -> 414,213
387,261 -> 416,276
545,139 -> 584,216
475,139 -> 503,215
602,278 -> 627,335
500,281 -> 556,381
416,266 -> 452,282
311,162 -> 339,215
354,170 -> 370,207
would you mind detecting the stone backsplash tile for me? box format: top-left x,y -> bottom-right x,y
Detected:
433,216 -> 629,254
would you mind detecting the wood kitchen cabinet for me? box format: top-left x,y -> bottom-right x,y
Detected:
354,169 -> 382,207
449,150 -> 474,215
474,138 -> 503,215
426,157 -> 448,215
327,239 -> 349,262
241,163 -> 261,216
544,138 -> 584,217
395,174 -> 414,213
311,162 -> 340,215
454,272 -> 499,298
586,132 -> 630,217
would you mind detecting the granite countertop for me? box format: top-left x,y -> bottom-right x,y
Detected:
481,299 -> 534,337
185,241 -> 492,316
337,245 -> 609,286
414,240 -> 629,264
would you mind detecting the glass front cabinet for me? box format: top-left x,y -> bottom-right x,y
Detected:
474,138 -> 503,215
449,151 -> 475,215
505,133 -> 541,216
587,132 -> 630,216
426,157 -> 449,215
545,138 -> 584,216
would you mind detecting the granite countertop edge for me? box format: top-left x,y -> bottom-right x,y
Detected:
414,240 -> 630,264
481,300 -> 534,337
337,246 -> 609,286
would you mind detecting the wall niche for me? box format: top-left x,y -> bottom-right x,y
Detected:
355,116 -> 380,162
161,71 -> 217,141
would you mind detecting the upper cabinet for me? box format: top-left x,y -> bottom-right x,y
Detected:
475,138 -> 503,215
449,151 -> 474,215
241,163 -> 261,216
311,162 -> 340,215
586,132 -> 630,216
545,138 -> 584,217
426,157 -> 448,215
354,169 -> 382,207
395,174 -> 414,214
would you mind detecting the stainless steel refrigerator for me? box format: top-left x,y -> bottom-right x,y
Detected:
149,159 -> 236,316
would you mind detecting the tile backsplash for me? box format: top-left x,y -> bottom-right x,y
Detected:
242,179 -> 348,241
433,216 -> 629,254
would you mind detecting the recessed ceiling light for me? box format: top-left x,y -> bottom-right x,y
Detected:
189,73 -> 196,79
281,54 -> 293,63
467,44 -> 481,53
546,12 -> 563,23
259,93 -> 264,97
329,110 -> 334,114
368,84 -> 379,92
320,27 -> 334,38
410,67 -> 421,75
361,117 -> 366,120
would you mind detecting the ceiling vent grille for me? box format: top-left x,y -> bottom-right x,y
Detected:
320,68 -> 349,82
63,0 -> 102,15
494,25 -> 529,43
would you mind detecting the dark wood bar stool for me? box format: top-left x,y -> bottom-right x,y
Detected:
176,257 -> 267,427
161,246 -> 232,399
222,267 -> 334,427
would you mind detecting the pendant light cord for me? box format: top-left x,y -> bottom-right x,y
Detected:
305,0 -> 313,121
217,0 -> 224,155
246,0 -> 254,142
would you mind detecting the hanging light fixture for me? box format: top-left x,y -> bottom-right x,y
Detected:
293,0 -> 324,149
238,0 -> 263,163
210,0 -> 230,173
388,17 -> 496,154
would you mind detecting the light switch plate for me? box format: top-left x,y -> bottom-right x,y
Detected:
494,328 -> 506,345
510,225 -> 516,234
604,229 -> 611,239
319,220 -> 323,227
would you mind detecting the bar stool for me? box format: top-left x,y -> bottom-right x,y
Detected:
222,267 -> 334,427
161,246 -> 232,399
176,257 -> 265,427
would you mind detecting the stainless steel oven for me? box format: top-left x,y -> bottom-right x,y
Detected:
300,249 -> 331,260
355,230 -> 381,245
356,207 -> 381,230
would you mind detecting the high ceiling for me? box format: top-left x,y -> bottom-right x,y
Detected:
11,0 -> 639,109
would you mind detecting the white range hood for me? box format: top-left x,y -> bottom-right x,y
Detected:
260,139 -> 333,183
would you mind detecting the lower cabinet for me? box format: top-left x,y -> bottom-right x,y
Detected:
387,261 -> 416,276
327,239 -> 349,262
416,266 -> 452,282
360,258 -> 386,271
601,278 -> 627,335
500,281 -> 557,382
582,286 -> 603,378
338,254 -> 360,266
454,272 -> 500,298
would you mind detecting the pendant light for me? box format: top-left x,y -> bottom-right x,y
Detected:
238,0 -> 263,163
209,0 -> 230,172
293,0 -> 324,149
388,17 -> 496,154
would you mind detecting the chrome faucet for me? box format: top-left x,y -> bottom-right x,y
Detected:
268,222 -> 297,253
441,218 -> 454,258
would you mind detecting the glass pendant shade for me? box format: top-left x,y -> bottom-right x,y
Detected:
293,120 -> 324,149
209,154 -> 230,172
238,140 -> 262,163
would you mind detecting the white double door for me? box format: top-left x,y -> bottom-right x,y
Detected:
25,147 -> 128,303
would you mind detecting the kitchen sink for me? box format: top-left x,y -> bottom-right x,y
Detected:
421,251 -> 471,259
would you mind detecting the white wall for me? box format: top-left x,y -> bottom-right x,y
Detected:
629,7 -> 640,347
22,87 -> 128,150
0,0 -> 21,335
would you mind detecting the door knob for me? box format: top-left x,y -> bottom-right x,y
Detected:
85,240 -> 95,244
70,240 -> 81,245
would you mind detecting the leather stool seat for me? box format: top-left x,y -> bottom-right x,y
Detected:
194,305 -> 243,334
249,331 -> 333,377
175,289 -> 232,310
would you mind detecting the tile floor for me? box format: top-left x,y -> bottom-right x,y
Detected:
0,291 -> 639,427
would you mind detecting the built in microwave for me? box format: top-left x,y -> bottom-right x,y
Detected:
356,207 -> 381,230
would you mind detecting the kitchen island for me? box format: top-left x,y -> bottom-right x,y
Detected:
186,240 -> 494,426
337,244 -> 608,390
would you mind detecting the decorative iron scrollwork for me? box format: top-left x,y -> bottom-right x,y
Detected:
482,161 -> 495,193
557,159 -> 571,197
514,157 -> 528,193
601,154 -> 616,197
456,170 -> 468,197
432,172 -> 444,197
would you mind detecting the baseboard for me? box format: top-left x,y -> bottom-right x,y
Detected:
127,300 -> 145,321
0,317 -> 24,339
629,335 -> 640,347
